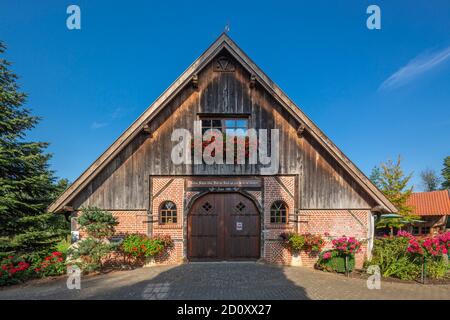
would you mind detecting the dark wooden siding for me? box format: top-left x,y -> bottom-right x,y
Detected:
70,51 -> 375,210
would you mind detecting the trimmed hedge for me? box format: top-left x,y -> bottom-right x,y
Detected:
316,250 -> 355,273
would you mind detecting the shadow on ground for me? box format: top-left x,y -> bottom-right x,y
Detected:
85,262 -> 309,300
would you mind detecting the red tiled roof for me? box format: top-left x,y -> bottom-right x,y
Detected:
406,190 -> 450,216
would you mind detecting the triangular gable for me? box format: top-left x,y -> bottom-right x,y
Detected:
49,33 -> 397,213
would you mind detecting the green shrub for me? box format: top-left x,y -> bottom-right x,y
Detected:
54,238 -> 71,256
369,236 -> 421,280
77,207 -> 118,238
68,238 -> 115,273
69,207 -> 118,273
120,234 -> 174,265
317,250 -> 355,273
427,258 -> 449,280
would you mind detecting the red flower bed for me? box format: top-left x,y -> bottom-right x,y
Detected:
34,252 -> 66,276
0,256 -> 31,286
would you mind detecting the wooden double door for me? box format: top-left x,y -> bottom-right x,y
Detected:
188,193 -> 260,261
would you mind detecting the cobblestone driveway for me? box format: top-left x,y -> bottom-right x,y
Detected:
0,262 -> 449,300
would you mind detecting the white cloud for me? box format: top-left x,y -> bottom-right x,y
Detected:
91,121 -> 108,129
379,45 -> 450,91
111,107 -> 124,119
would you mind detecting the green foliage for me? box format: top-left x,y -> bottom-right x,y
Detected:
77,207 -> 118,239
68,238 -> 115,273
54,238 -> 71,256
441,156 -> 450,190
426,257 -> 449,279
370,236 -> 421,280
317,250 -> 355,273
372,156 -> 417,231
0,41 -> 69,256
286,234 -> 305,252
68,207 -> 118,273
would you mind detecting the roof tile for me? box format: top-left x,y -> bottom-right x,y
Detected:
406,190 -> 450,216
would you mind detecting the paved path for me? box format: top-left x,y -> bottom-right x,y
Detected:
0,262 -> 449,300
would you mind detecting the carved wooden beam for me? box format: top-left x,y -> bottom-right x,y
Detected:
371,205 -> 385,213
143,124 -> 153,138
297,123 -> 306,138
249,74 -> 256,88
62,206 -> 74,212
192,74 -> 198,90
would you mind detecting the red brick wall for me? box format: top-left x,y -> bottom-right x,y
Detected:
267,209 -> 370,268
262,177 -> 296,264
112,211 -> 148,235
75,210 -> 148,240
73,176 -> 372,269
299,210 -> 370,268
260,176 -> 370,268
150,177 -> 185,264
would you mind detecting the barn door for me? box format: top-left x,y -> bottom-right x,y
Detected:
188,193 -> 260,261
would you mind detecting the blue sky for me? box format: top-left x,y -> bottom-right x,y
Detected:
1,0 -> 449,190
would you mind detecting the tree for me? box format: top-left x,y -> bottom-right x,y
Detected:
373,156 -> 416,233
441,156 -> 450,190
68,207 -> 118,273
420,169 -> 441,192
369,166 -> 382,189
0,41 -> 68,256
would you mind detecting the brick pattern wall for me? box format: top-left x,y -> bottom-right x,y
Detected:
262,176 -> 296,264
112,211 -> 148,235
300,210 -> 369,268
261,176 -> 371,269
295,210 -> 370,268
73,176 -> 372,269
151,177 -> 185,264
74,210 -> 148,241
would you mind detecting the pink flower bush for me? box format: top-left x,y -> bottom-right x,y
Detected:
331,236 -> 362,256
407,238 -> 423,255
397,230 -> 414,238
436,232 -> 450,254
322,252 -> 332,260
406,231 -> 449,257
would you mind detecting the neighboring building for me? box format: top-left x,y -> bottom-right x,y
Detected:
49,34 -> 396,268
406,190 -> 450,235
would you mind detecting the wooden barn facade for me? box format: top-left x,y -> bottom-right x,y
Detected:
49,34 -> 396,267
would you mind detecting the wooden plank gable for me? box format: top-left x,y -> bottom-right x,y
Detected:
48,34 -> 397,213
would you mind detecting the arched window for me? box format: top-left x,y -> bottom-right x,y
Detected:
270,201 -> 287,224
160,201 -> 177,224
